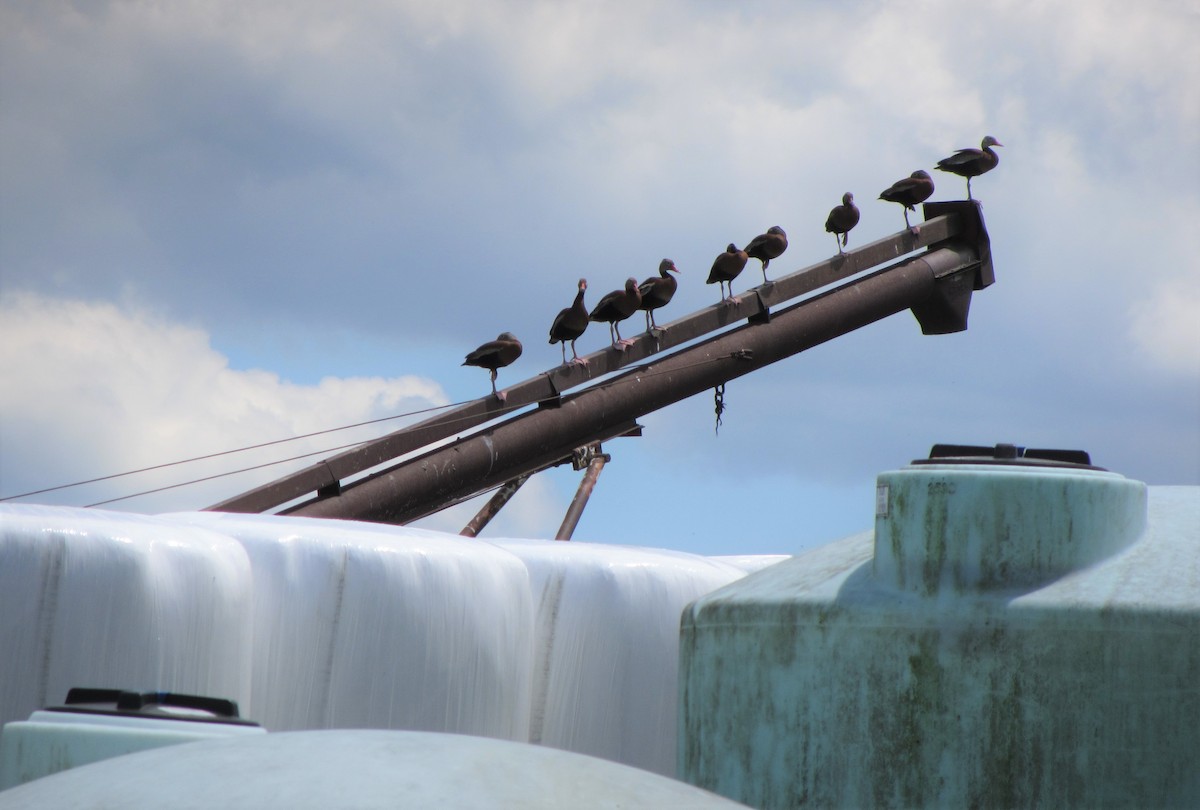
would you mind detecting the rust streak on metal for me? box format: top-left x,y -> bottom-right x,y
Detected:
209,204 -> 985,516
460,474 -> 530,538
555,446 -> 610,541
282,240 -> 986,524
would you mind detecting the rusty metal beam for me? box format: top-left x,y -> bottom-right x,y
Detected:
207,203 -> 985,515
459,474 -> 530,538
281,241 -> 985,524
287,418 -> 643,526
555,445 -> 610,541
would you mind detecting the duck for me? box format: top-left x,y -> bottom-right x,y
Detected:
549,278 -> 589,366
824,192 -> 860,255
589,278 -> 643,350
935,135 -> 1002,200
463,332 -> 523,401
707,243 -> 749,303
637,259 -> 680,333
879,170 -> 935,232
744,226 -> 788,283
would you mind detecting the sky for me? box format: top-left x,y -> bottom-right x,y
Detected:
1,0 -> 1197,556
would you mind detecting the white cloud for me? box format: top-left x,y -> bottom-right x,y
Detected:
1130,274 -> 1200,377
1,0 -> 1198,552
0,293 -> 450,512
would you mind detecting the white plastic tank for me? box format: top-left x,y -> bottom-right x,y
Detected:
679,445 -> 1200,808
2,504 -> 763,778
491,538 -> 747,776
164,511 -> 535,739
0,729 -> 749,809
0,506 -> 253,731
0,689 -> 264,790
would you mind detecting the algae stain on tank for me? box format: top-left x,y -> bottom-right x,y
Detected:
679,446 -> 1200,808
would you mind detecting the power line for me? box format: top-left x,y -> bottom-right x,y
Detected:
0,399 -> 469,502
9,352 -> 739,510
84,440 -> 369,508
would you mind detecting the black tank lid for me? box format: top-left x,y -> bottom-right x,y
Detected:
44,688 -> 261,727
912,443 -> 1104,471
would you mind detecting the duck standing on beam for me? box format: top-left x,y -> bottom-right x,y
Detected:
879,170 -> 935,234
589,278 -> 643,350
549,278 -> 590,366
936,135 -> 1002,200
463,332 -> 523,402
637,259 -> 680,334
744,226 -> 788,284
825,192 -> 860,255
707,243 -> 749,303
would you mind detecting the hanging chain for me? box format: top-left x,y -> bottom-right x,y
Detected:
713,384 -> 725,435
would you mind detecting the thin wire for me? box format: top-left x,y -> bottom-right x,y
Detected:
83,439 -> 369,508
0,398 -> 474,502
22,349 -> 745,510
82,390 -> 564,508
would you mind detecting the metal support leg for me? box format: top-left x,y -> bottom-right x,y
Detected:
460,474 -> 530,537
555,445 -> 610,541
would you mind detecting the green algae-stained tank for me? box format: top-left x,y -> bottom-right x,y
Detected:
679,445 -> 1200,809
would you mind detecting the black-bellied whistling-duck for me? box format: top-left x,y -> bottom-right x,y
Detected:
707,243 -> 748,303
879,170 -> 935,233
936,135 -> 1002,200
463,332 -> 523,401
589,277 -> 642,350
637,259 -> 680,333
549,278 -> 589,366
825,192 -> 860,255
744,226 -> 787,283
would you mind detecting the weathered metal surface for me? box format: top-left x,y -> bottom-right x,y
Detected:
283,418 -> 642,525
679,471 -> 1198,809
924,199 -> 993,287
555,447 -> 610,541
282,243 -> 983,523
207,204 -> 984,516
459,474 -> 530,538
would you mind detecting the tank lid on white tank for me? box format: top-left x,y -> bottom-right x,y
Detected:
41,688 -> 262,727
911,443 -> 1102,470
873,443 -> 1148,596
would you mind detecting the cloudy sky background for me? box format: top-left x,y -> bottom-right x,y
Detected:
2,1 -> 1197,555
